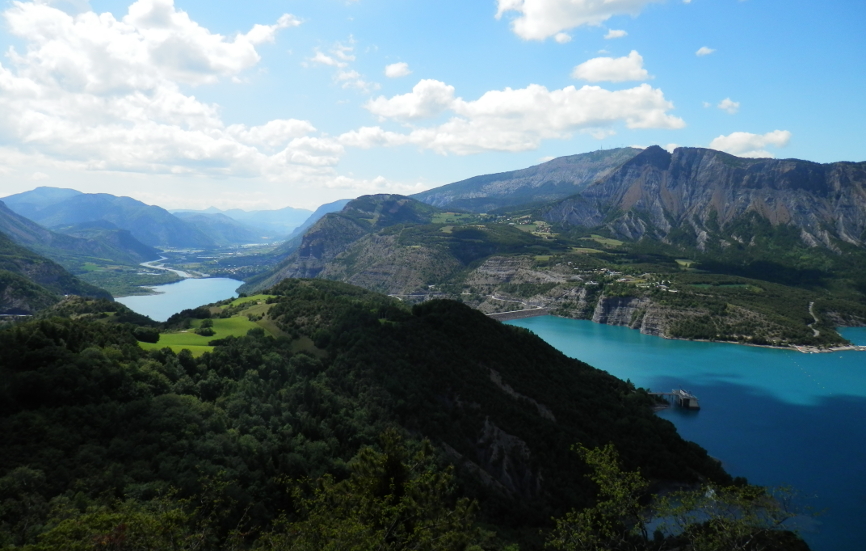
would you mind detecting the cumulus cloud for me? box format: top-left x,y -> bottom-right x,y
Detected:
366,79 -> 456,120
350,79 -> 684,155
384,62 -> 412,78
605,29 -> 627,39
0,0 -> 359,183
717,98 -> 740,114
709,130 -> 791,158
495,0 -> 660,41
554,32 -> 572,43
696,46 -> 715,56
572,50 -> 650,82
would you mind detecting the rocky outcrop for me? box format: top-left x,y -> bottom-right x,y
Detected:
474,418 -> 543,499
543,146 -> 866,251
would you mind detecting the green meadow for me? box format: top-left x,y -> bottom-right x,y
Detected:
139,315 -> 269,356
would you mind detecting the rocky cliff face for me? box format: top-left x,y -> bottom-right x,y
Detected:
543,146 -> 866,250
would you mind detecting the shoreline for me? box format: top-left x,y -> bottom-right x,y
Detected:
537,312 -> 866,354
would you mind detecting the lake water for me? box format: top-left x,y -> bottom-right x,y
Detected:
116,278 -> 242,322
506,316 -> 866,551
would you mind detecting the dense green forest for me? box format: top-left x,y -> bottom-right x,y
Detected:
0,280 -> 809,549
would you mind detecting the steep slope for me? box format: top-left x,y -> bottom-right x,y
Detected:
0,201 -> 158,266
58,220 -> 160,263
0,279 -> 730,548
542,146 -> 866,251
174,212 -> 267,245
2,189 -> 216,248
413,147 -> 641,212
0,231 -> 112,313
284,198 -> 352,241
245,195 -> 441,292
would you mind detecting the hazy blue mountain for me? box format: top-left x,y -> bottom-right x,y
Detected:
413,147 -> 641,212
2,188 -> 215,248
173,212 -> 268,246
173,205 -> 313,238
1,186 -> 83,220
0,201 -> 159,266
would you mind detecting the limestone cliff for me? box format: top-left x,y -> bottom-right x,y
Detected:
543,146 -> 866,251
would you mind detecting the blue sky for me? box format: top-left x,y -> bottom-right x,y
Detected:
0,0 -> 863,210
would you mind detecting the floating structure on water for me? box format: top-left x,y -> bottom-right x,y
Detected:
650,389 -> 701,410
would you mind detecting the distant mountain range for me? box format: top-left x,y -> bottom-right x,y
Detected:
0,200 -> 159,267
173,205 -> 313,239
2,188 -> 217,248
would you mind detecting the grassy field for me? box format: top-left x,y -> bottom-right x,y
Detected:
589,234 -> 623,247
139,316 -> 269,356
229,294 -> 274,307
572,247 -> 604,254
432,212 -> 478,224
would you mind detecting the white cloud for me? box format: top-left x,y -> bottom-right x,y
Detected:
0,0 -> 359,184
366,79 -> 456,120
663,143 -> 679,153
572,50 -> 650,82
31,171 -> 49,180
604,29 -> 627,39
307,36 -> 376,92
554,32 -> 572,43
717,98 -> 740,114
709,130 -> 791,158
696,46 -> 715,56
384,62 -> 412,78
228,119 -> 316,150
495,0 -> 660,41
351,80 -> 684,155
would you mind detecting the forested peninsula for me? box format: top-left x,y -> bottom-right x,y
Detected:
0,279 -> 809,550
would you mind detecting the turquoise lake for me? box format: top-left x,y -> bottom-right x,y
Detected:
506,316 -> 866,551
116,278 -> 241,322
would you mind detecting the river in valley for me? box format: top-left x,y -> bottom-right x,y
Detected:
115,277 -> 242,322
506,316 -> 866,551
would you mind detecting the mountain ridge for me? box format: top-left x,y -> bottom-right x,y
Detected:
542,145 -> 866,251
2,188 -> 216,249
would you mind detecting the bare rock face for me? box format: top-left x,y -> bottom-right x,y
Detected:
543,146 -> 866,251
591,295 -> 651,327
475,417 -> 543,499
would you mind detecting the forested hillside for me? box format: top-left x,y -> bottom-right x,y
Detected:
0,232 -> 112,314
0,279 -> 777,550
